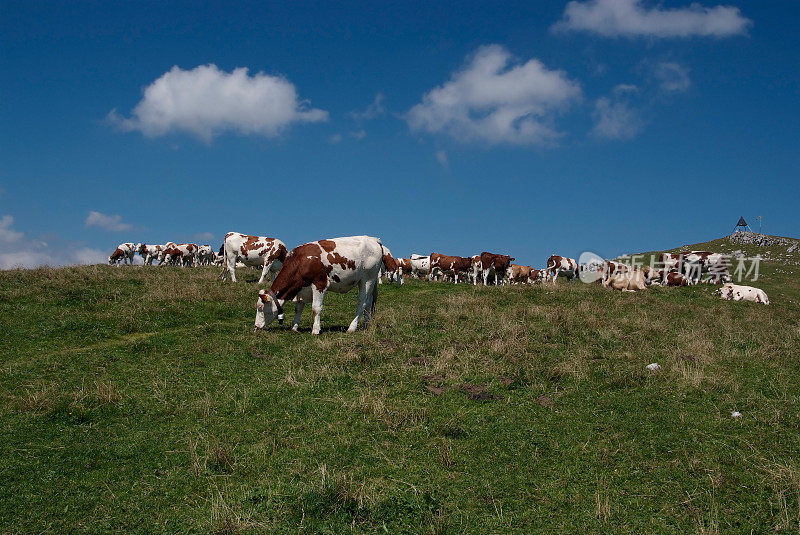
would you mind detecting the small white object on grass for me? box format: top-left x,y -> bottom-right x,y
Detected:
646,363 -> 661,371
731,411 -> 742,418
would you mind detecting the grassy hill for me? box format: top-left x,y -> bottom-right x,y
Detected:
1,249 -> 799,532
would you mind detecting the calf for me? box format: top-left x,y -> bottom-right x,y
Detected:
546,255 -> 578,283
108,243 -> 135,265
254,236 -> 386,334
222,232 -> 288,283
429,253 -> 473,283
715,283 -> 769,305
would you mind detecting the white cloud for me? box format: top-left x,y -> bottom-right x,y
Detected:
329,133 -> 343,144
592,96 -> 643,140
0,215 -> 107,270
406,45 -> 582,145
654,61 -> 691,92
193,232 -> 215,243
351,93 -> 386,121
0,215 -> 24,243
613,83 -> 639,95
85,211 -> 133,232
553,0 -> 752,38
108,64 -> 328,142
435,150 -> 449,168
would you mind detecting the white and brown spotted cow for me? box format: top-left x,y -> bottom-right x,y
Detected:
108,243 -> 136,265
429,253 -> 473,283
379,247 -> 402,285
222,232 -> 288,284
137,243 -> 165,265
197,245 -> 214,265
475,252 -> 515,285
161,243 -> 198,266
644,267 -> 688,287
507,264 -> 534,284
409,254 -> 430,279
715,283 -> 769,305
546,255 -> 578,283
255,236 -> 386,335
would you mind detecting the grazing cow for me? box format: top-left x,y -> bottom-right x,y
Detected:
409,254 -> 430,279
396,258 -> 412,279
136,244 -> 165,265
108,243 -> 136,265
546,255 -> 578,283
161,243 -> 198,266
475,252 -> 515,285
197,245 -> 214,265
507,264 -> 534,284
429,253 -> 473,283
254,236 -> 385,334
715,283 -> 769,305
221,232 -> 288,283
379,247 -> 402,285
602,270 -> 648,292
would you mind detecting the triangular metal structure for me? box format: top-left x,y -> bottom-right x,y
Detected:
733,216 -> 752,232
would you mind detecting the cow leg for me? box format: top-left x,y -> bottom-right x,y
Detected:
311,286 -> 327,335
225,257 -> 237,282
291,301 -> 305,332
350,278 -> 376,332
258,261 -> 271,284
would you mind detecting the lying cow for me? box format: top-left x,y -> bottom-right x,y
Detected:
602,270 -> 648,292
644,267 -> 688,287
255,235 -> 386,334
221,232 -> 288,283
429,253 -> 473,283
715,283 -> 769,305
108,243 -> 136,265
546,255 -> 578,283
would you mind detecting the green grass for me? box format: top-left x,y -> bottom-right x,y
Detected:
2,259 -> 800,533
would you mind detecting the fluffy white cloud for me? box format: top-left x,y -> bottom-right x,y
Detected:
406,45 -> 581,145
553,0 -> 751,38
592,95 -> 643,140
109,64 -> 328,141
0,215 -> 106,270
0,215 -> 24,243
654,61 -> 691,92
85,211 -> 133,232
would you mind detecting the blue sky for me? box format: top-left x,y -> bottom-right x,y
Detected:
1,0 -> 798,268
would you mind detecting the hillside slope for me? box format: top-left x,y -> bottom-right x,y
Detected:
1,265 -> 799,532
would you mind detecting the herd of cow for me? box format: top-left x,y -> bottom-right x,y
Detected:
107,232 -> 770,335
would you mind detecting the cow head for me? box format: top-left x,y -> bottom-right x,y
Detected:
255,289 -> 285,330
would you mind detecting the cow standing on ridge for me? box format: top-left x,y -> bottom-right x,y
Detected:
222,232 -> 288,283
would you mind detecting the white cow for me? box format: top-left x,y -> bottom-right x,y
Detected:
255,236 -> 385,335
715,283 -> 769,305
222,232 -> 288,283
197,245 -> 214,266
409,254 -> 430,279
108,243 -> 135,265
161,243 -> 199,267
136,244 -> 165,266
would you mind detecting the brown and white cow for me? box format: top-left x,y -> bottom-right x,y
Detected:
136,243 -> 165,265
546,255 -> 578,283
644,267 -> 688,287
108,243 -> 136,265
222,232 -> 288,283
660,251 -> 730,284
429,253 -> 473,283
397,258 -> 412,278
602,270 -> 648,292
161,243 -> 198,266
475,252 -> 515,285
255,236 -> 386,335
409,254 -> 430,278
379,247 -> 402,285
507,264 -> 534,284
715,283 -> 769,305
197,245 -> 214,265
